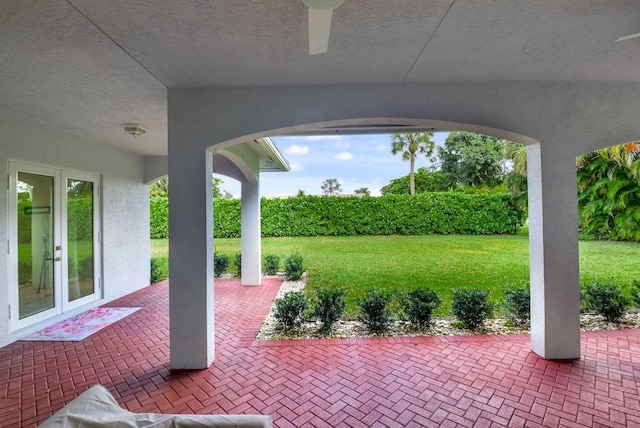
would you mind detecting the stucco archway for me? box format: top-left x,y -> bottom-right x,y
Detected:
166,82 -> 640,369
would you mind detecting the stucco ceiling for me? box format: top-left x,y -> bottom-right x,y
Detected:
1,0 -> 639,155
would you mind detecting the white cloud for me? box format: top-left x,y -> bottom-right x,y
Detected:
289,161 -> 304,172
375,144 -> 387,152
298,135 -> 347,143
285,145 -> 310,156
334,151 -> 354,161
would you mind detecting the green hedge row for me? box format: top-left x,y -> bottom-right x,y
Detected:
150,197 -> 169,240
150,194 -> 523,239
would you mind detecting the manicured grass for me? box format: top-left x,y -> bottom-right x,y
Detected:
151,235 -> 640,317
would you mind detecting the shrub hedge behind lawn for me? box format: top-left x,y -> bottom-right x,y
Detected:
150,193 -> 523,239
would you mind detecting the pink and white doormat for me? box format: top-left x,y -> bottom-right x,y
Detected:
22,307 -> 140,341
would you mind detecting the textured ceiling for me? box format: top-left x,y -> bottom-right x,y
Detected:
1,0 -> 639,155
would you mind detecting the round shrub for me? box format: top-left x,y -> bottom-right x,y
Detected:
234,252 -> 242,276
150,257 -> 169,284
402,286 -> 442,327
213,252 -> 230,278
274,291 -> 308,329
358,288 -> 392,332
264,254 -> 281,275
312,287 -> 346,331
502,282 -> 530,326
284,254 -> 304,280
451,287 -> 493,330
581,281 -> 628,322
631,279 -> 640,308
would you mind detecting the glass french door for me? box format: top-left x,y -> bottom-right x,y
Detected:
9,162 -> 101,331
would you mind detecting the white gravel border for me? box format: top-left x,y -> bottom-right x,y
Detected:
256,274 -> 640,341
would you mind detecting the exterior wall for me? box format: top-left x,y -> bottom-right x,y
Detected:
0,110 -> 150,347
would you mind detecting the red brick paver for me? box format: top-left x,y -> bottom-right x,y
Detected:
1,278 -> 640,427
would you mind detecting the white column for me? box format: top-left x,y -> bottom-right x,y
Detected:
168,148 -> 214,369
241,179 -> 262,285
527,143 -> 580,359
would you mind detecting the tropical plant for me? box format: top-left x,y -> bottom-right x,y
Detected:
354,187 -> 371,196
438,132 -> 508,188
321,178 -> 342,195
390,133 -> 435,195
577,143 -> 640,241
504,142 -> 527,175
380,168 -> 450,195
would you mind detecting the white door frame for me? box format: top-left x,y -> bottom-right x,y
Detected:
8,161 -> 102,331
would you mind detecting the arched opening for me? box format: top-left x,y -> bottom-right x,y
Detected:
166,83 -> 587,366
206,130 -> 531,326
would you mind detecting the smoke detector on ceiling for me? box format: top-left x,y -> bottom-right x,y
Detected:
123,125 -> 146,137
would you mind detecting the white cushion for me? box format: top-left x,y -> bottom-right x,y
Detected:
40,385 -> 272,428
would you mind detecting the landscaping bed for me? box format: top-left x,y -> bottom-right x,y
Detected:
256,275 -> 640,341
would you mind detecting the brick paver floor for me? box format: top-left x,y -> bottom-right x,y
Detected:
1,278 -> 640,427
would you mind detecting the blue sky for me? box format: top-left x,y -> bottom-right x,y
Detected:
215,133 -> 449,198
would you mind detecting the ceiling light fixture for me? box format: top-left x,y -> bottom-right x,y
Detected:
302,0 -> 345,55
123,125 -> 146,137
614,32 -> 640,43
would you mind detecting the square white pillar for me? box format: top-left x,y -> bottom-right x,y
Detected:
241,179 -> 262,285
527,143 -> 580,359
168,148 -> 214,369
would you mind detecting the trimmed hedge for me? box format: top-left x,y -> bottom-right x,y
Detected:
150,197 -> 169,239
150,193 -> 523,239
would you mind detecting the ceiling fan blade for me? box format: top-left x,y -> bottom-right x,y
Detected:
308,7 -> 334,55
614,32 -> 640,43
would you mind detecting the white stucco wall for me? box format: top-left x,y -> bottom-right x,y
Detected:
0,110 -> 150,347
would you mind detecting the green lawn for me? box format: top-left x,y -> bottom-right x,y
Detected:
151,235 -> 640,317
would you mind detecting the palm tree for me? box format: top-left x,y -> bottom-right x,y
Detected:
321,178 -> 342,195
577,143 -> 640,241
504,142 -> 527,175
390,133 -> 434,195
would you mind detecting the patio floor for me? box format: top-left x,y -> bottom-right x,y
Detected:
1,278 -> 640,427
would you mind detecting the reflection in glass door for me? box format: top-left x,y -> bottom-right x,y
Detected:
16,172 -> 56,320
65,178 -> 95,303
10,162 -> 101,331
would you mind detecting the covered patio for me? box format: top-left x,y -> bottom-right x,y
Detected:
2,1 -> 640,425
2,278 -> 639,427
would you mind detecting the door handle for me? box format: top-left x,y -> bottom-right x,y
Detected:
54,257 -> 62,262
